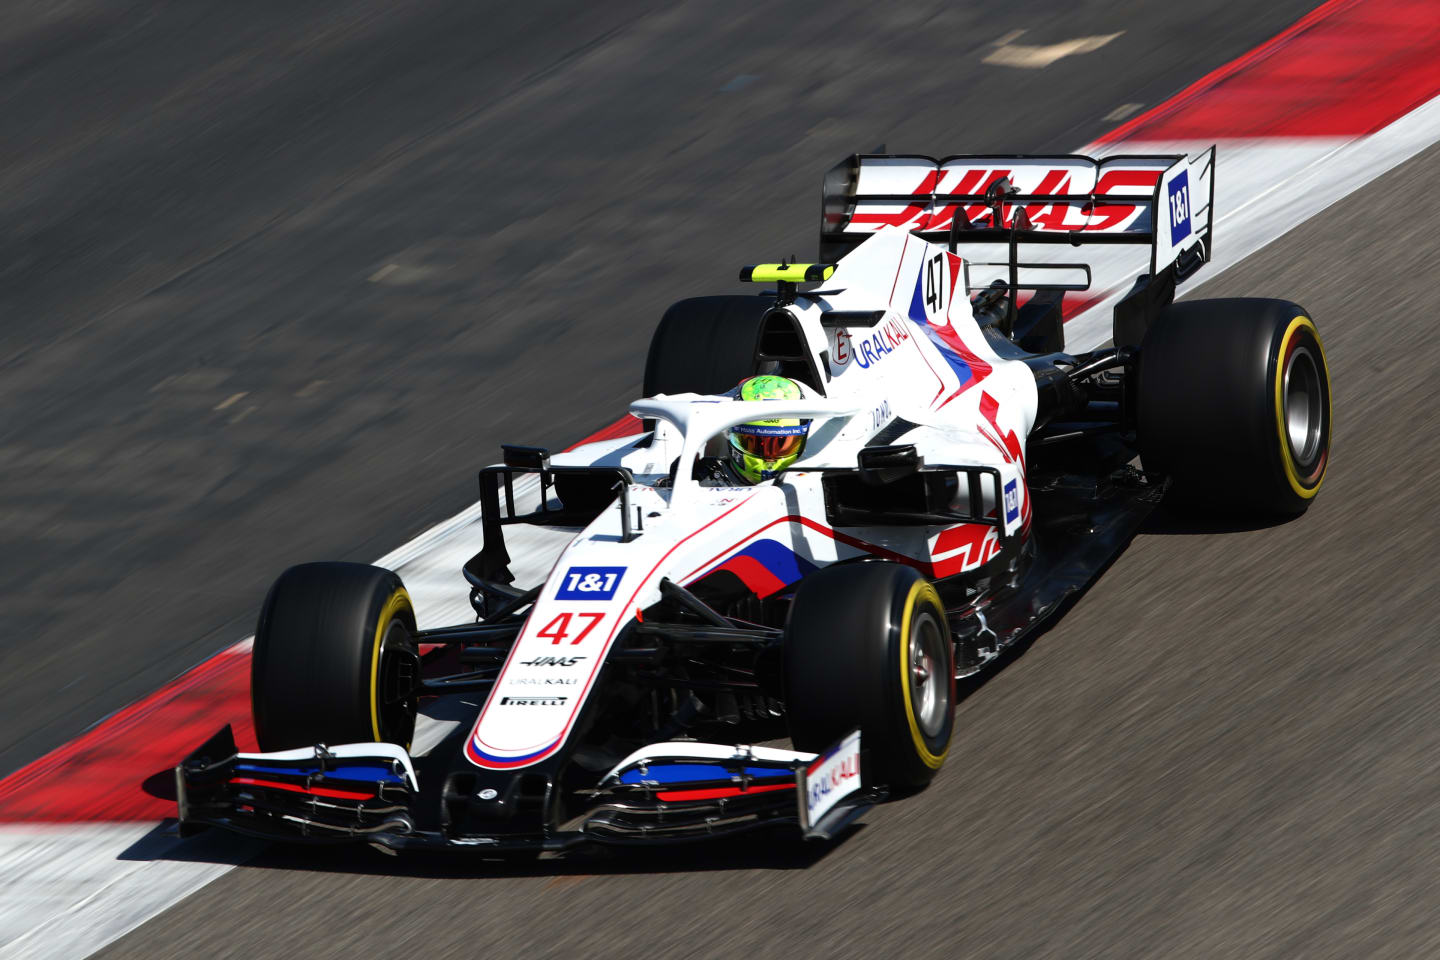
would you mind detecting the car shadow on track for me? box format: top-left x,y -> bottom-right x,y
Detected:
116,817 -> 857,877
1138,501 -> 1298,536
116,597 -> 1102,876
118,499 -> 1294,878
954,498 -> 1297,704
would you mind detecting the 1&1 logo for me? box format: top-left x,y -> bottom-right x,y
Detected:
1003,479 -> 1020,524
555,566 -> 625,600
1168,170 -> 1191,246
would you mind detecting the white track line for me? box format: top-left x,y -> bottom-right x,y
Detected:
0,825 -> 264,960
1065,92 -> 1440,346
4,95 -> 1440,960
0,467 -> 607,960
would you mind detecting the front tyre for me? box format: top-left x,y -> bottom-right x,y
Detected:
252,562 -> 420,752
783,562 -> 954,793
1137,298 -> 1332,515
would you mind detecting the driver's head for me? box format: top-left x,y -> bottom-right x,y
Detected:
726,375 -> 809,484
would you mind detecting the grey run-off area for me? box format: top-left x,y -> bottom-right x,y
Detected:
103,130 -> 1440,960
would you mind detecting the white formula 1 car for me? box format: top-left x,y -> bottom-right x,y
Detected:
177,148 -> 1332,851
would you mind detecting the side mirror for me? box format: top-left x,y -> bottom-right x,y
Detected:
502,445 -> 550,470
856,444 -> 924,487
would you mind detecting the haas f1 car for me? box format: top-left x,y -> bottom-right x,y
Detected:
177,148 -> 1332,851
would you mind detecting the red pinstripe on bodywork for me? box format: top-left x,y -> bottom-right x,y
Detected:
465,494 -> 760,769
228,777 -> 377,802
655,782 -> 795,802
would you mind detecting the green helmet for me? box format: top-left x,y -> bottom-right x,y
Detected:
726,375 -> 809,484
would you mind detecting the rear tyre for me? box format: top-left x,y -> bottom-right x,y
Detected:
642,295 -> 771,397
252,562 -> 420,752
1137,298 -> 1331,515
783,562 -> 954,793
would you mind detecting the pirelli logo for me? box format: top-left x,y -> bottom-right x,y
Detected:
500,695 -> 568,707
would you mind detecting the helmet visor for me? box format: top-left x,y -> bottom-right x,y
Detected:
729,422 -> 807,462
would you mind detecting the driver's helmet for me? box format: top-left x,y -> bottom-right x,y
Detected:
726,375 -> 810,484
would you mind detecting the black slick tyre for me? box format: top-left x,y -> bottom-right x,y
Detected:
642,295 -> 771,397
252,562 -> 420,752
783,562 -> 954,793
1137,298 -> 1331,516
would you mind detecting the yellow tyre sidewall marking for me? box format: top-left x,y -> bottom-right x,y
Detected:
898,580 -> 948,770
1274,315 -> 1330,499
369,587 -> 414,744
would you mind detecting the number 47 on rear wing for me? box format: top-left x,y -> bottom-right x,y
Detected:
818,147 -> 1216,304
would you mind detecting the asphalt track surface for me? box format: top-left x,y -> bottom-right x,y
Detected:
97,134 -> 1440,959
11,2 -> 1437,958
0,0 -> 1320,776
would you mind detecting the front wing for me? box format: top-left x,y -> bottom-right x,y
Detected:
175,726 -> 871,851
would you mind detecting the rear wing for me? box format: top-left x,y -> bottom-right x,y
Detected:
819,149 -> 1215,286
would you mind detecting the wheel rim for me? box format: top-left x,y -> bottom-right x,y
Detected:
1283,345 -> 1324,468
377,618 -> 420,744
908,611 -> 949,738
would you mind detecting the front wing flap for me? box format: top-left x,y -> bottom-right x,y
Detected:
585,730 -> 871,843
176,726 -> 419,843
